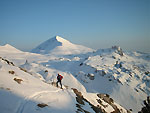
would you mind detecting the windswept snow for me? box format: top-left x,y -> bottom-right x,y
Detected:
0,36 -> 150,113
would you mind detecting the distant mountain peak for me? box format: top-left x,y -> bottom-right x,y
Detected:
52,36 -> 73,46
4,44 -> 14,48
55,35 -> 65,41
31,36 -> 94,55
0,44 -> 22,53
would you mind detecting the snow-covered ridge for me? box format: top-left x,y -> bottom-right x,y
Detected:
0,57 -> 130,113
31,36 -> 94,55
0,44 -> 22,53
55,36 -> 74,46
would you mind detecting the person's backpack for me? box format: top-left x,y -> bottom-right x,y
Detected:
57,74 -> 63,80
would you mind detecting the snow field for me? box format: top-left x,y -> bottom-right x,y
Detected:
0,37 -> 150,113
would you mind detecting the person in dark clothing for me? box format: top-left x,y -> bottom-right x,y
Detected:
56,74 -> 63,89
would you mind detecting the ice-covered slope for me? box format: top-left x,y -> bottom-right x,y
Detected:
31,36 -> 94,55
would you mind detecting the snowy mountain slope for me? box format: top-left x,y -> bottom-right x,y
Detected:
0,41 -> 149,113
78,46 -> 150,112
0,57 -> 130,113
30,46 -> 149,112
31,36 -> 94,55
0,44 -> 22,53
83,46 -> 150,95
0,44 -> 50,67
0,57 -> 76,113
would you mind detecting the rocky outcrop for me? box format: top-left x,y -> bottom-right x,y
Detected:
72,88 -> 104,113
112,46 -> 124,56
139,96 -> 150,113
72,88 -> 130,113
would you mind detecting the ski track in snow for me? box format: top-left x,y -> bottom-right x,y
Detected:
16,89 -> 60,113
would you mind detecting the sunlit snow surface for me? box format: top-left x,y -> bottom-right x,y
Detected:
0,37 -> 150,113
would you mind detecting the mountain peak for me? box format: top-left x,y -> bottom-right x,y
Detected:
4,44 -> 14,48
0,44 -> 22,53
52,36 -> 72,46
31,36 -> 94,55
55,35 -> 64,41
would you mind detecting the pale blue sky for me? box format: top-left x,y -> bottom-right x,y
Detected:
0,0 -> 150,52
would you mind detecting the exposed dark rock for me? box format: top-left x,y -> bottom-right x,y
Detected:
19,67 -> 32,75
139,96 -> 150,113
87,73 -> 95,80
1,57 -> 15,66
109,79 -> 112,81
97,93 -> 131,113
129,72 -> 133,77
19,67 -> 27,72
97,94 -> 114,104
80,63 -> 83,66
112,56 -> 116,59
76,104 -> 90,113
114,61 -> 122,68
9,71 -> 15,75
37,103 -> 48,108
145,71 -> 150,75
72,88 -> 104,113
100,70 -> 106,76
45,70 -> 48,73
14,78 -> 23,84
112,46 -> 124,56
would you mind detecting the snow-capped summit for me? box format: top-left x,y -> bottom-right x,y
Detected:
54,36 -> 73,46
0,44 -> 22,53
31,36 -> 94,55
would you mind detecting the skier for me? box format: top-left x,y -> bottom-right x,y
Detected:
56,73 -> 63,89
